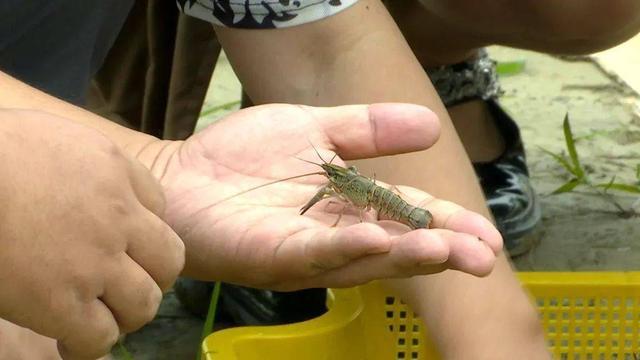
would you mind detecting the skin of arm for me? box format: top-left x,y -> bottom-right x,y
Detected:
0,68 -> 502,294
214,0 -> 549,358
0,71 -> 177,177
1,68 -> 503,358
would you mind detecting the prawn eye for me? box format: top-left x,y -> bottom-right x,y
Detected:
347,166 -> 358,173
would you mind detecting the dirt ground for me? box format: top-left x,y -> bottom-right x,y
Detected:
489,46 -> 640,271
113,43 -> 640,359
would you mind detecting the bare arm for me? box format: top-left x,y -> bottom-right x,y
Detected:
0,66 -> 501,297
0,71 -> 174,174
214,0 -> 548,358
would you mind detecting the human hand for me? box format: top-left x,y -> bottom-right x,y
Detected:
0,110 -> 184,359
158,103 -> 502,290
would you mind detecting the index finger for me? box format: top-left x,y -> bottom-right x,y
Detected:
56,300 -> 119,360
303,103 -> 441,160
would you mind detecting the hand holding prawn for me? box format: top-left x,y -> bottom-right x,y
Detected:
158,103 -> 503,290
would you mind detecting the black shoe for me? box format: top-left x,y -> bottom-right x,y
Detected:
473,100 -> 542,256
425,50 -> 541,255
218,284 -> 326,325
174,278 -> 327,326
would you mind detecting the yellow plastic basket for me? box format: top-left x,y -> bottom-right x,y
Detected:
201,272 -> 640,360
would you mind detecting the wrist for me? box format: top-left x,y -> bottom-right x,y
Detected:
125,138 -> 184,181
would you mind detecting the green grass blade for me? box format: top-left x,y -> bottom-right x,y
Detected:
603,175 -> 617,192
199,100 -> 241,117
117,340 -> 135,360
496,60 -> 526,77
636,164 -> 640,182
539,146 -> 577,176
197,282 -> 222,360
552,178 -> 581,194
562,114 -> 585,178
594,182 -> 640,194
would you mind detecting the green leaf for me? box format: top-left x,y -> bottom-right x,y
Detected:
117,340 -> 135,360
539,146 -> 577,176
602,175 -> 617,192
199,100 -> 241,117
552,178 -> 581,194
198,281 -> 222,360
496,60 -> 526,77
563,114 -> 584,178
595,182 -> 640,194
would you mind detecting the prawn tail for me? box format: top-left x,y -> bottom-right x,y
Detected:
370,185 -> 432,229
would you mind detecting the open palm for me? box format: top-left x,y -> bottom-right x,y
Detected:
160,103 -> 502,290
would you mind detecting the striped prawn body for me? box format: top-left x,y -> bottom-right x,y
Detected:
215,144 -> 433,230
300,162 -> 433,230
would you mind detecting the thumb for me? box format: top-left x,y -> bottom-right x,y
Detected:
306,103 -> 441,160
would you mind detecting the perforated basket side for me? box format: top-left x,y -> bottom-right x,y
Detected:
359,282 -> 439,360
521,272 -> 640,360
359,273 -> 640,360
202,272 -> 640,360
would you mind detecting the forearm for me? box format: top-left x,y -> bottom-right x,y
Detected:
0,71 -> 172,175
216,0 -> 548,357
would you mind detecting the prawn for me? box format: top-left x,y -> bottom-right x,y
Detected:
215,145 -> 432,229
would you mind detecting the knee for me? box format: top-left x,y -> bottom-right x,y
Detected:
412,0 -> 640,55
523,0 -> 640,54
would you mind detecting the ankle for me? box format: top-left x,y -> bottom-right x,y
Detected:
449,100 -> 506,162
421,49 -> 506,162
425,49 -> 501,109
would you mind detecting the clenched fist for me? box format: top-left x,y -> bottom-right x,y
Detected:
0,110 -> 184,359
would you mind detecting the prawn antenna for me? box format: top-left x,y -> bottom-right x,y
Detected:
307,139 -> 338,165
294,156 -> 323,167
211,171 -> 325,206
307,139 -> 328,164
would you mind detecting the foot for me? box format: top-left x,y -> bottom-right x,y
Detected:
449,99 -> 506,163
450,99 -> 542,256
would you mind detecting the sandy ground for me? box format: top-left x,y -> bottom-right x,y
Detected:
113,41 -> 640,358
488,46 -> 640,271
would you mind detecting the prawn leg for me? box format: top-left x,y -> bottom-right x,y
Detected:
301,185 -> 354,227
327,200 -> 348,227
300,184 -> 337,215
